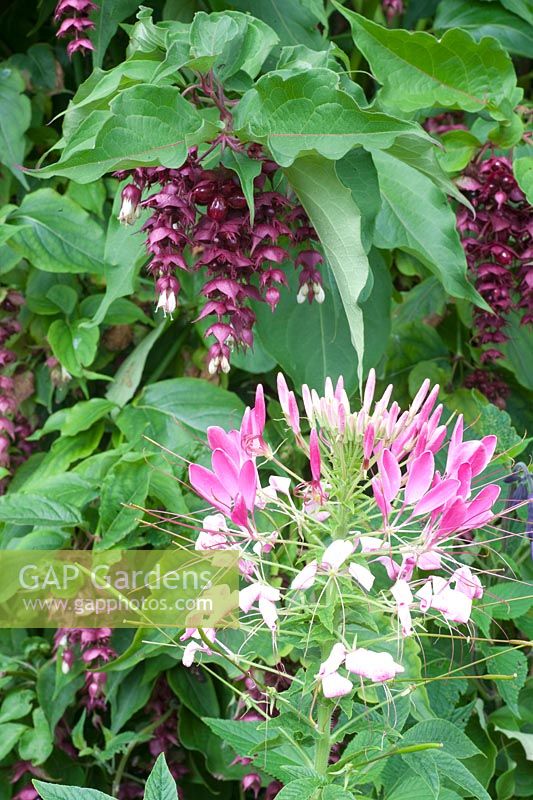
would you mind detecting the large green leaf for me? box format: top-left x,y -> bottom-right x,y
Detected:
167,666 -> 220,718
188,10 -> 278,78
98,453 -> 152,549
401,719 -> 481,759
106,323 -> 167,407
372,150 -> 482,304
222,0 -> 326,48
87,183 -> 147,327
62,59 -> 164,140
500,313 -> 533,390
285,155 -> 369,385
138,378 -> 245,433
35,85 -> 220,182
0,495 -> 82,526
335,4 -> 519,116
435,0 -> 533,58
47,319 -> 100,377
92,0 -> 141,68
7,189 -> 105,274
253,250 -> 390,393
0,64 -> 31,187
234,69 -> 433,167
32,399 -> 116,439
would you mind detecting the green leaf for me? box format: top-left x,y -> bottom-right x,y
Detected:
143,754 -> 178,800
87,182 -> 146,327
0,64 -> 31,187
335,149 -> 381,253
372,150 -> 482,304
66,180 -> 107,218
47,319 -> 100,377
435,751 -> 491,800
188,10 -> 278,78
513,156 -> 533,204
33,399 -> 115,439
437,130 -> 483,173
92,0 -> 141,69
275,781 -> 322,799
222,148 -> 262,224
0,495 -> 82,526
225,0 -> 326,48
18,708 -> 53,765
401,719 -> 481,759
106,323 -> 167,407
234,68 -> 433,167
487,649 -> 528,715
334,3 -> 519,116
34,783 -> 114,800
435,0 -> 533,58
0,690 -> 34,723
401,751 -> 439,798
138,378 -> 245,434
8,189 -> 106,274
10,44 -> 58,93
35,85 -> 220,182
494,726 -> 533,760
500,313 -> 533,390
97,454 -> 152,549
167,666 -> 220,719
285,155 -> 369,385
0,722 -> 26,759
62,59 -> 163,140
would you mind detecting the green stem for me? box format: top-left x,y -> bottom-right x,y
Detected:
315,701 -> 333,774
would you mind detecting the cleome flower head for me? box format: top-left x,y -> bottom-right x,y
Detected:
184,369 -> 505,699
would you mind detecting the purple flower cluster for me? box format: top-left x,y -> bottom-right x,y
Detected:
0,291 -> 33,493
53,0 -> 97,57
456,155 -> 533,362
115,142 -> 323,374
54,627 -> 116,711
464,368 -> 509,409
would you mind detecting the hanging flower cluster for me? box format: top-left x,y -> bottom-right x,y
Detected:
0,291 -> 33,493
464,368 -> 510,408
54,627 -> 116,712
456,154 -> 532,362
115,142 -> 323,374
183,369 -> 503,703
53,0 -> 97,57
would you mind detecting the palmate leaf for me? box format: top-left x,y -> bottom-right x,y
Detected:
32,84 -> 220,183
234,68 -> 434,167
334,3 -> 520,117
